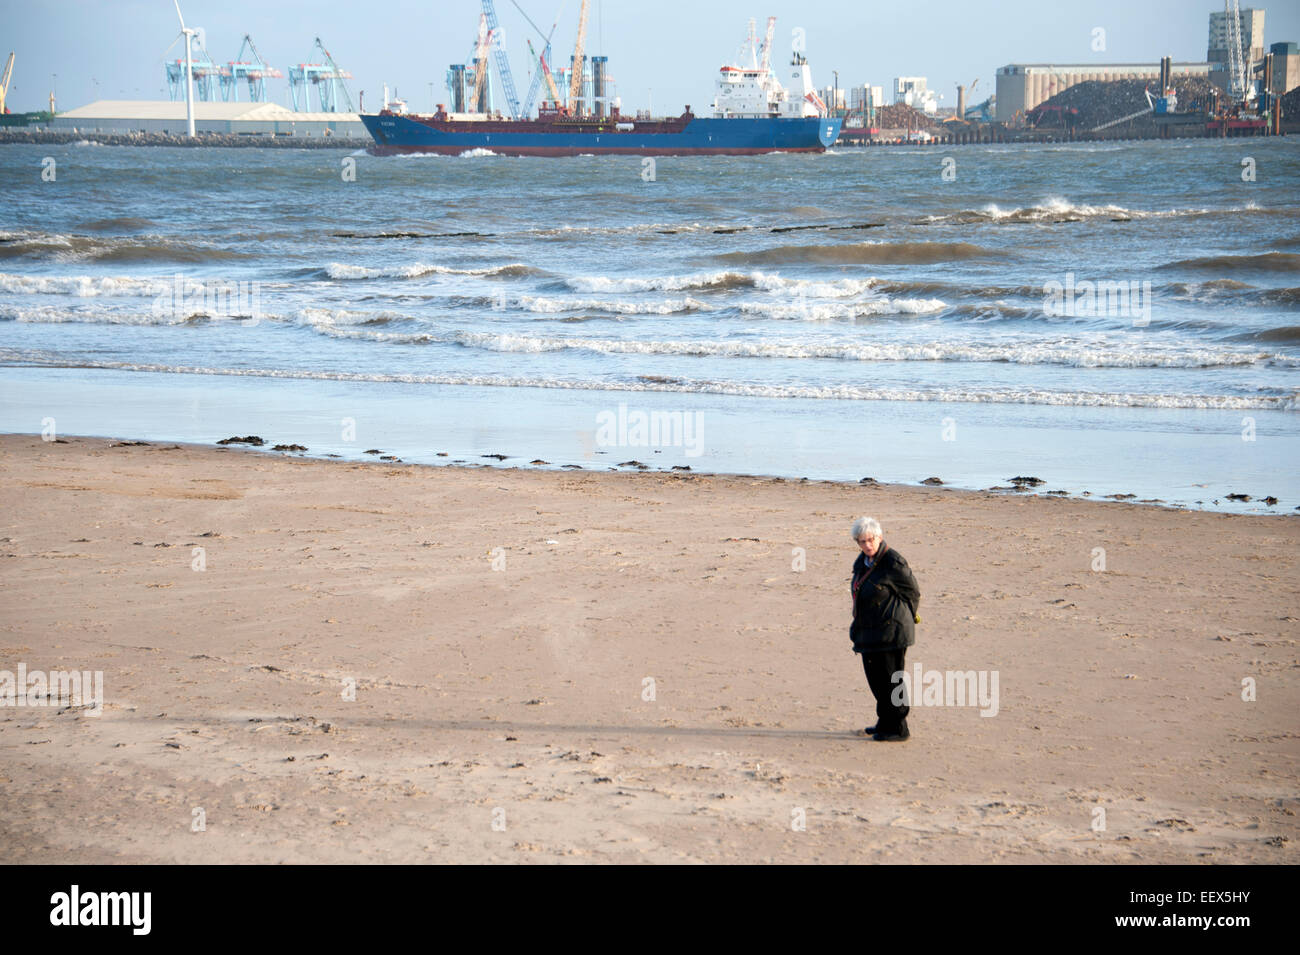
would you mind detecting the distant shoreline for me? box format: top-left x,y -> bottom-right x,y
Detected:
0,129 -> 372,149
3,127 -> 1292,150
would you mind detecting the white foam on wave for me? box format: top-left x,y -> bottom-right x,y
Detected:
288,323 -> 1294,369
563,270 -> 878,297
515,294 -> 707,316
294,307 -> 403,328
566,271 -> 750,293
751,273 -> 878,298
737,297 -> 947,320
924,197 -> 1239,224
19,356 -> 1296,411
0,273 -> 168,297
0,304 -> 275,325
324,262 -> 527,280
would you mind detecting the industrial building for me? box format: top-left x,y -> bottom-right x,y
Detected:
48,100 -> 365,137
1266,41 -> 1299,93
849,85 -> 884,112
994,62 -> 1212,122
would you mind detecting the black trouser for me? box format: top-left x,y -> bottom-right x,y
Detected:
861,647 -> 909,734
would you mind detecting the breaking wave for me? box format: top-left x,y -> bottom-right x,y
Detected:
0,232 -> 249,263
564,270 -> 877,297
0,273 -> 171,296
918,199 -> 1270,225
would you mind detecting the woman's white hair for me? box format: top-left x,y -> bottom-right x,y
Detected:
851,516 -> 883,540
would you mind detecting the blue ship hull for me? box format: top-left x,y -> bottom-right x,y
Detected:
361,112 -> 841,156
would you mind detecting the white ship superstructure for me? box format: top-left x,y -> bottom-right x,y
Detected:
711,16 -> 826,119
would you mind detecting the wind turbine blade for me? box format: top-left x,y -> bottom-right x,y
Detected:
173,0 -> 186,31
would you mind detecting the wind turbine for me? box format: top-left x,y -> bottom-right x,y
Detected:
169,0 -> 198,136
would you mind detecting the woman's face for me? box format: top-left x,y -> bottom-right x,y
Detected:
857,532 -> 882,558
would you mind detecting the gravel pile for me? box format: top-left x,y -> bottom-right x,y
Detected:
1033,77 -> 1222,130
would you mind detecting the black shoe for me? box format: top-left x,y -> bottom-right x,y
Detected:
862,724 -> 877,735
873,724 -> 910,741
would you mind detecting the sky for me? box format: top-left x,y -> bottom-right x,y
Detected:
4,0 -> 1299,114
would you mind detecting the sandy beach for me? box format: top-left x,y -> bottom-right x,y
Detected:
0,432 -> 1296,864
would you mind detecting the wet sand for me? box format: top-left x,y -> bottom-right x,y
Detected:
0,433 -> 1296,863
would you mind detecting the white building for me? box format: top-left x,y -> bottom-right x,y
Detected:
819,86 -> 847,110
849,85 -> 884,112
894,76 -> 938,114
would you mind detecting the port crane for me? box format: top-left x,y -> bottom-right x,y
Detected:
221,34 -> 283,102
288,37 -> 354,112
0,53 -> 13,115
166,28 -> 222,101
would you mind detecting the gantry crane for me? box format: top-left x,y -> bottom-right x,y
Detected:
288,37 -> 354,112
222,34 -> 283,102
166,32 -> 222,101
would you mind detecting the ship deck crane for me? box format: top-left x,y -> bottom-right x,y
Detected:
470,14 -> 492,113
759,16 -> 776,72
513,0 -> 561,115
481,0 -> 522,119
527,38 -> 563,110
0,53 -> 13,115
568,0 -> 590,113
1224,0 -> 1253,102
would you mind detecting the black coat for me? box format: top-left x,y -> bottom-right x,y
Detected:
850,543 -> 921,653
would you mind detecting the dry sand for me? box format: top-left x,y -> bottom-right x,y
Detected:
0,433 -> 1296,864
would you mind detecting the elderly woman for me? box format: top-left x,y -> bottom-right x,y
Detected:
849,517 -> 921,741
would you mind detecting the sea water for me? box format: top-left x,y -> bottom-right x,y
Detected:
1,139 -> 1296,510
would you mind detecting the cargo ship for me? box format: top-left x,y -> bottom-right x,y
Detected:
361,10 -> 841,156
